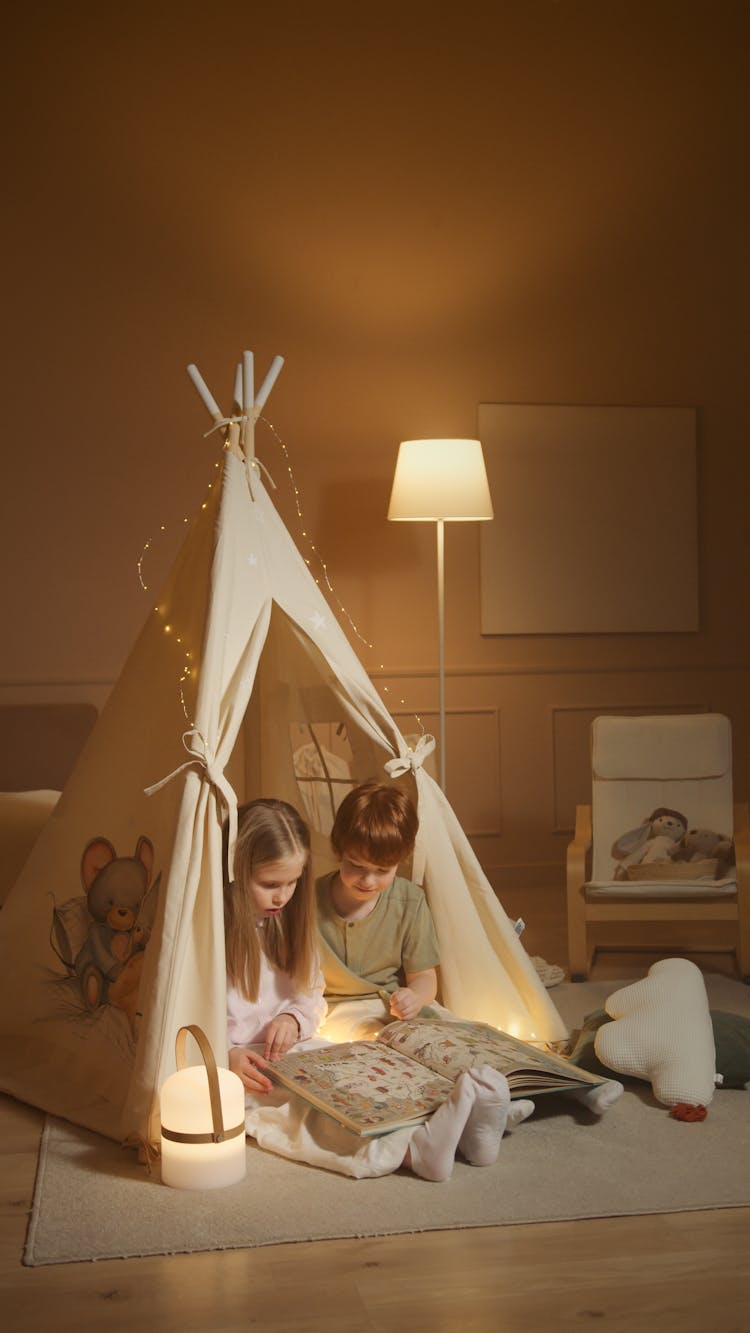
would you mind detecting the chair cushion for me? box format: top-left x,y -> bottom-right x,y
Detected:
592,713 -> 731,781
590,713 -> 735,882
593,958 -> 716,1106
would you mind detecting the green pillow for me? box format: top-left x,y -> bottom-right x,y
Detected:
710,1011 -> 750,1089
567,1010 -> 611,1079
569,1007 -> 750,1089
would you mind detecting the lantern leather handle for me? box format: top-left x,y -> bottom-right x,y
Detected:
175,1024 -> 227,1142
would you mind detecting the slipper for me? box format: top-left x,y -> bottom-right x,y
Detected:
531,955 -> 565,988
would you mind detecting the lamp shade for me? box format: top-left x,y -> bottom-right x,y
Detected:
160,1025 -> 246,1190
387,439 -> 494,522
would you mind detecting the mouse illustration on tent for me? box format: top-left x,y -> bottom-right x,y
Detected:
50,835 -> 160,1033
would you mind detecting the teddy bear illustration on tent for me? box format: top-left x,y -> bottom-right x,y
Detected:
49,834 -> 161,1032
0,349 -> 566,1152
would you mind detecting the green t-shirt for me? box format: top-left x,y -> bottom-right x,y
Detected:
315,871 -> 440,1004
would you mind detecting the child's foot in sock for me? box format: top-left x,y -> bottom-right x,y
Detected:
507,1098 -> 535,1127
458,1066 -> 510,1166
572,1079 -> 624,1115
407,1071 -> 477,1181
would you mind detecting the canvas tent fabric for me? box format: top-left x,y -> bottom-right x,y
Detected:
0,448 -> 566,1149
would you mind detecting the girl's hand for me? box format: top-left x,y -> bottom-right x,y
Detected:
228,1046 -> 273,1094
264,1013 -> 301,1061
389,987 -> 422,1021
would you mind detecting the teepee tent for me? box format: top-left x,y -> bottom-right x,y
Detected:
0,350 -> 566,1149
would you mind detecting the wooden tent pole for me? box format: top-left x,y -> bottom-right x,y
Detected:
232,363 -> 243,412
186,363 -> 223,428
255,355 -> 284,412
241,350 -> 255,461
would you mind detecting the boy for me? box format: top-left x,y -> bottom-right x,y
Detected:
316,780 -> 443,1040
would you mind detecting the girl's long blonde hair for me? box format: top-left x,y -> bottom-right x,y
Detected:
224,798 -> 315,1002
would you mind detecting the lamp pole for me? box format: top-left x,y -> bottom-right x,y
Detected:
436,518 -> 446,792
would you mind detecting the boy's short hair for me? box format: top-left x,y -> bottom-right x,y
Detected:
331,781 -> 418,866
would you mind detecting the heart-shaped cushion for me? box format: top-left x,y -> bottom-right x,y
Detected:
594,958 -> 716,1107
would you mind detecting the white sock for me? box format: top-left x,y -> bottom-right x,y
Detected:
408,1071 -> 476,1182
507,1098 -> 535,1127
458,1066 -> 511,1166
572,1079 -> 624,1115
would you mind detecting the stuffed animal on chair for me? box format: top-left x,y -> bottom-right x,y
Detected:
671,827 -> 735,880
611,807 -> 687,878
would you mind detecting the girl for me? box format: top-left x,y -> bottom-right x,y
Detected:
226,797 -> 515,1181
225,798 -> 326,1083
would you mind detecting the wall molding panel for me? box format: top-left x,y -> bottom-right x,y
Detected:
391,706 -> 502,838
3,666 -> 748,894
373,663 -> 750,681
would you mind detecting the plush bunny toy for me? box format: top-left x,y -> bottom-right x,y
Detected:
611,807 -> 688,874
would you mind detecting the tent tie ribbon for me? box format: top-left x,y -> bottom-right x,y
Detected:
144,729 -> 238,878
203,412 -> 254,437
384,733 -> 436,778
247,456 -> 277,489
203,416 -> 278,491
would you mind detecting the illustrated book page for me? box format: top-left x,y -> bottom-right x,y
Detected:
267,1018 -> 605,1136
376,1018 -> 607,1096
267,1040 -> 453,1135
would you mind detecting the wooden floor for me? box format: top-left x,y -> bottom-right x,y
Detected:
3,889 -> 749,1333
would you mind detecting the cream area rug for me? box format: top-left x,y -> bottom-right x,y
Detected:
24,974 -> 750,1266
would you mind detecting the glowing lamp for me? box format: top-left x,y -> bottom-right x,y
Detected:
388,438 -> 493,790
160,1025 -> 246,1190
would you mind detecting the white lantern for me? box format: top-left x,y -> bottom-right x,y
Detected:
160,1025 -> 246,1190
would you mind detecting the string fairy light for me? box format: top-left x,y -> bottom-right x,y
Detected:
136,412 -> 423,737
137,441 -> 226,725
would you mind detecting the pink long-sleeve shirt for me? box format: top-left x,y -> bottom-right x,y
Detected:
227,948 -> 327,1047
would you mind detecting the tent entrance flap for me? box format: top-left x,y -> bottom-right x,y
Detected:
227,604 -> 394,869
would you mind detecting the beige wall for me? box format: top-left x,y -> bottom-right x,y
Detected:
3,2 -> 748,891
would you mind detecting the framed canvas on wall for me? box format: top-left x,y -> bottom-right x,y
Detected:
479,404 -> 699,636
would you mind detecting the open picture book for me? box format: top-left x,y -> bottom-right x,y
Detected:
266,1017 -> 608,1137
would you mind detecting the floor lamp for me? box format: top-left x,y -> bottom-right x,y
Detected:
387,438 -> 494,791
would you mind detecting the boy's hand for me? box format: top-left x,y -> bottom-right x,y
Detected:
264,1013 -> 301,1061
389,987 -> 422,1021
228,1046 -> 273,1095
